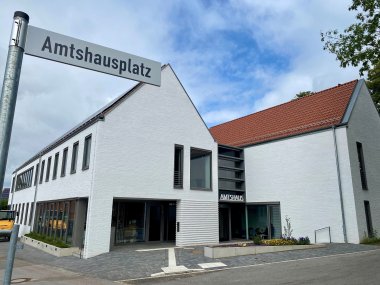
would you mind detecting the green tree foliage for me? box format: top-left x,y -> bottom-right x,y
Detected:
0,199 -> 8,210
294,91 -> 313,100
367,61 -> 380,112
321,0 -> 380,76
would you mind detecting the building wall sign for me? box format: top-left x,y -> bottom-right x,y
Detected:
219,192 -> 244,202
24,26 -> 161,86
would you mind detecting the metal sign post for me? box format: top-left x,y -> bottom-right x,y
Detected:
0,12 -> 29,191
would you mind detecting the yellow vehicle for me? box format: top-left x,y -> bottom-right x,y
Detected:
0,210 -> 16,241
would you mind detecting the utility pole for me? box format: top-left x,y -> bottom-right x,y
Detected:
0,11 -> 29,190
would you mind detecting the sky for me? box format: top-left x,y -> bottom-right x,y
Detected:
1,0 -> 362,187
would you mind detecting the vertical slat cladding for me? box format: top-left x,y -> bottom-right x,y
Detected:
176,200 -> 219,246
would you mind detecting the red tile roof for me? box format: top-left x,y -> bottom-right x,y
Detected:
210,80 -> 358,147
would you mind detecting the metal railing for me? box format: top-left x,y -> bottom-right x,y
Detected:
174,171 -> 183,187
314,226 -> 331,243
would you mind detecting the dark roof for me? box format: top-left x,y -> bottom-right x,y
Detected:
14,65 -> 169,173
210,80 -> 359,147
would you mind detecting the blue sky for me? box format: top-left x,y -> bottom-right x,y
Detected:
0,0 -> 362,186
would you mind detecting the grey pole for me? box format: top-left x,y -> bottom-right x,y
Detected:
0,11 -> 29,191
3,224 -> 20,285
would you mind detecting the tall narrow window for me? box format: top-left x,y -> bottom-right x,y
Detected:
82,135 -> 92,170
39,160 -> 45,184
174,145 -> 184,188
53,152 -> 59,180
364,201 -> 374,237
34,163 -> 39,186
46,156 -> 52,182
61,147 -> 68,177
356,142 -> 368,190
71,142 -> 79,174
190,148 -> 212,190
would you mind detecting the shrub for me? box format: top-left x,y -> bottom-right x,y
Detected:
262,238 -> 298,246
361,230 -> 380,245
25,232 -> 70,248
297,236 -> 310,245
253,235 -> 262,245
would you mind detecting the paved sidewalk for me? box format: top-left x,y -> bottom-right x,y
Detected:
0,239 -> 379,284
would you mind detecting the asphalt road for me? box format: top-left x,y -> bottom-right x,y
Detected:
145,249 -> 380,285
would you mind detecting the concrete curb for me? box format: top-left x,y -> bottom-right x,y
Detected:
204,244 -> 326,258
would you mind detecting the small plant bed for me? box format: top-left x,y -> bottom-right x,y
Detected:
361,232 -> 380,245
204,239 -> 324,259
22,233 -> 80,257
25,232 -> 70,248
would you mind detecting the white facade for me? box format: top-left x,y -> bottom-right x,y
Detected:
244,82 -> 380,244
8,70 -> 380,259
9,65 -> 219,258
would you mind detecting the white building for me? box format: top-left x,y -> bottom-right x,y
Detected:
9,65 -> 380,258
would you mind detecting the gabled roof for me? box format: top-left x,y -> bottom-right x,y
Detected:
210,80 -> 360,147
14,65 -> 170,173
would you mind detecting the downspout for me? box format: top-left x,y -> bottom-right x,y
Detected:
30,154 -> 42,231
332,126 -> 347,243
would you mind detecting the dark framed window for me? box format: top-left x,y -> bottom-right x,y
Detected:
71,142 -> 79,174
61,147 -> 68,177
46,156 -> 52,182
15,166 -> 34,191
53,152 -> 59,180
174,145 -> 184,188
364,201 -> 374,237
356,142 -> 368,190
190,147 -> 212,190
82,135 -> 92,170
39,160 -> 45,184
34,163 -> 39,186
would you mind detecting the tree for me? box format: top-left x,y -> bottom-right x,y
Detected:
294,91 -> 313,100
321,0 -> 380,76
367,61 -> 380,112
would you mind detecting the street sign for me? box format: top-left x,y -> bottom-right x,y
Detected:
24,26 -> 161,86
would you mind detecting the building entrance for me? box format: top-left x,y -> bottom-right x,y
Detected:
112,200 -> 176,245
219,203 -> 246,241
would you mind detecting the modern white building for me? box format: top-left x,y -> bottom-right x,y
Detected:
8,65 -> 380,258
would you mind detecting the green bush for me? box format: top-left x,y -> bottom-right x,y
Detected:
25,232 -> 70,248
297,237 -> 310,245
253,235 -> 262,245
361,231 -> 380,245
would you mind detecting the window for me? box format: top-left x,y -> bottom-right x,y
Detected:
39,160 -> 45,184
46,156 -> 52,182
356,142 -> 368,190
364,201 -> 374,237
61,147 -> 68,177
174,145 -> 184,188
15,166 -> 34,191
25,203 -> 29,225
53,152 -> 59,180
29,203 -> 34,226
190,148 -> 212,190
34,163 -> 39,186
71,142 -> 79,174
82,135 -> 92,170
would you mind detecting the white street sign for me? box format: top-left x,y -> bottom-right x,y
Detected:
24,26 -> 161,86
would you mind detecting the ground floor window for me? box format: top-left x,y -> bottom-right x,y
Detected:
33,198 -> 87,246
247,204 -> 281,239
219,203 -> 282,242
111,200 -> 176,245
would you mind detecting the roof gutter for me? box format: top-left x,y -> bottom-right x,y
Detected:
332,125 -> 348,243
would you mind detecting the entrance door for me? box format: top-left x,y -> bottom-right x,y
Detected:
149,205 -> 161,241
219,207 -> 230,241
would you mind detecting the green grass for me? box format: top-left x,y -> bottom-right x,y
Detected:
25,232 -> 70,248
361,237 -> 380,245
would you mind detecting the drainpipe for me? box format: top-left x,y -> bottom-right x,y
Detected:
30,154 -> 42,231
332,126 -> 347,243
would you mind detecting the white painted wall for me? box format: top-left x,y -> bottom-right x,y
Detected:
346,84 -> 380,241
84,65 -> 219,258
9,123 -> 97,236
244,129 -> 351,243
